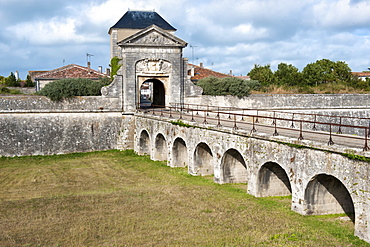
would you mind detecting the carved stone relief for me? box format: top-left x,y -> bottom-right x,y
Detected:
132,32 -> 177,45
136,59 -> 172,74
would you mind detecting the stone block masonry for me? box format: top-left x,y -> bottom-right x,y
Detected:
0,95 -> 126,157
0,112 -> 122,157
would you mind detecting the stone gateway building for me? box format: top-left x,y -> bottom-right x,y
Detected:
104,10 -> 201,112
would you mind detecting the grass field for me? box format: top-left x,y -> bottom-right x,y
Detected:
0,150 -> 368,246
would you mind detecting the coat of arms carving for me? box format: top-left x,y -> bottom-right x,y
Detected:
136,59 -> 172,74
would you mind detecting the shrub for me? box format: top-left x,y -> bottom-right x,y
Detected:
0,85 -> 10,94
196,76 -> 260,98
0,86 -> 22,94
38,78 -> 106,101
24,75 -> 35,87
99,76 -> 113,86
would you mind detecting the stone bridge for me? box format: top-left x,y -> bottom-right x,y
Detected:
134,110 -> 370,243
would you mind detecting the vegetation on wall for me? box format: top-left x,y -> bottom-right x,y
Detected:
110,56 -> 122,80
37,78 -> 107,101
196,76 -> 260,98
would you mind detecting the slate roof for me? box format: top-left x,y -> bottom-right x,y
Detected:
109,11 -> 176,33
33,64 -> 106,80
188,64 -> 234,81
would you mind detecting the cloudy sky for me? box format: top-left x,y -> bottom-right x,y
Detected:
1,0 -> 370,79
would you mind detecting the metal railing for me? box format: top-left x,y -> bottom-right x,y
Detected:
137,103 -> 370,151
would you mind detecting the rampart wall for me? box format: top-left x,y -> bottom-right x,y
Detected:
185,94 -> 370,109
1,94 -> 370,157
0,95 -> 130,157
0,95 -> 122,113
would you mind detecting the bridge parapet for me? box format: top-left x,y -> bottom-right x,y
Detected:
140,104 -> 370,154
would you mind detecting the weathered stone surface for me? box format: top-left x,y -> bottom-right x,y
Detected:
186,94 -> 370,109
0,95 -> 122,113
0,112 -> 122,157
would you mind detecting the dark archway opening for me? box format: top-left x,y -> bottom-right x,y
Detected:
139,130 -> 150,155
305,174 -> 355,222
140,79 -> 165,108
172,138 -> 188,167
221,149 -> 247,184
154,133 -> 167,161
258,162 -> 292,197
194,142 -> 213,176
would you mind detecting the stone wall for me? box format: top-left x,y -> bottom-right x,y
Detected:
7,87 -> 36,94
185,94 -> 370,110
0,112 -> 123,157
0,95 -> 128,157
0,95 -> 122,113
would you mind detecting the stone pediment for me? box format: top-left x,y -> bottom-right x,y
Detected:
118,25 -> 187,47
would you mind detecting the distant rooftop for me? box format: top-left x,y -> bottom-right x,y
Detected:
33,64 -> 106,80
109,11 -> 176,32
188,63 -> 234,82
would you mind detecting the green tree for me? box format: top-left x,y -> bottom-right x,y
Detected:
247,64 -> 276,86
274,63 -> 303,86
302,59 -> 353,86
38,78 -> 105,101
5,72 -> 21,87
24,75 -> 35,87
110,56 -> 122,80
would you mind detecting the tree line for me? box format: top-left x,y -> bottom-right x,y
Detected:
248,59 -> 361,87
196,59 -> 369,97
0,72 -> 34,87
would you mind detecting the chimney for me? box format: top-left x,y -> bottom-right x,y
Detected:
98,66 -> 102,73
106,68 -> 111,76
15,71 -> 19,80
199,62 -> 203,68
229,70 -> 233,75
87,62 -> 91,74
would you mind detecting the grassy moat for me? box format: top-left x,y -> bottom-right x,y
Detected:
0,150 -> 368,246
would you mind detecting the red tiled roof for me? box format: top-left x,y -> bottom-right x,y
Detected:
34,64 -> 106,79
352,72 -> 370,77
188,64 -> 233,81
28,70 -> 49,80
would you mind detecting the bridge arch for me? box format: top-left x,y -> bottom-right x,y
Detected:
138,129 -> 150,155
304,173 -> 355,222
193,142 -> 214,176
257,162 -> 292,197
172,137 -> 188,167
221,148 -> 247,184
153,133 -> 167,161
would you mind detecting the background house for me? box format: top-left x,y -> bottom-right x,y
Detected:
352,71 -> 370,81
30,64 -> 107,91
188,63 -> 234,83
